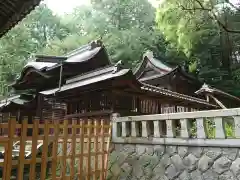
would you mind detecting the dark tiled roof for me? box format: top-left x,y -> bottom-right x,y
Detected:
139,66 -> 200,84
39,61 -> 218,109
0,93 -> 36,112
0,0 -> 41,38
40,63 -> 130,96
35,55 -> 67,63
12,40 -> 110,89
134,51 -> 173,79
23,61 -> 57,71
66,40 -> 103,62
14,56 -> 67,83
134,51 -> 200,85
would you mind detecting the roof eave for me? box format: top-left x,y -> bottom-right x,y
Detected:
195,84 -> 240,102
0,0 -> 41,38
134,51 -> 173,78
141,83 -> 219,109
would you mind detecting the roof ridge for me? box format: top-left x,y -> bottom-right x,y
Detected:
144,50 -> 172,70
66,65 -> 116,84
12,40 -> 108,89
141,83 -> 218,107
66,61 -> 125,84
65,39 -> 103,58
35,55 -> 67,63
65,44 -> 91,57
134,50 -> 173,78
196,83 -> 240,102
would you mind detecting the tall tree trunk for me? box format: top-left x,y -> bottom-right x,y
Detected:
220,10 -> 233,77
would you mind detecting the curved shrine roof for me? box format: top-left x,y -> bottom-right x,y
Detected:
0,93 -> 36,112
12,40 -> 111,90
134,50 -> 199,83
39,61 -> 219,109
195,83 -> 240,107
134,51 -> 173,79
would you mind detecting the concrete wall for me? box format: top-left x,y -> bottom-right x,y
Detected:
108,109 -> 240,180
108,144 -> 240,180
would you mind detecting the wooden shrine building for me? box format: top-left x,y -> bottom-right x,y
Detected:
0,0 -> 42,136
134,50 -> 240,108
134,51 -> 201,96
0,40 -> 222,179
38,62 -> 218,118
2,39 -> 240,125
0,40 -> 219,123
0,0 -> 42,124
0,0 -> 237,176
0,40 -> 111,133
12,40 -> 110,91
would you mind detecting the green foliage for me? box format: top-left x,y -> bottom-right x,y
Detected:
0,0 -> 240,97
190,118 -> 234,138
0,0 -> 175,97
156,0 -> 240,95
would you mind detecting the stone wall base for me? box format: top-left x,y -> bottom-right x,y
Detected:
107,144 -> 240,180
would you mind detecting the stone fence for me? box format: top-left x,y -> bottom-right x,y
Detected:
112,108 -> 240,147
107,108 -> 240,180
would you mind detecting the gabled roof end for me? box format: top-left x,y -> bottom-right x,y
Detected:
143,50 -> 154,60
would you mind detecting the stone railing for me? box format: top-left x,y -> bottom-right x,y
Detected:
112,108 -> 240,147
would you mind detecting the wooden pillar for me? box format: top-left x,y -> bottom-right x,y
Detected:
27,115 -> 33,136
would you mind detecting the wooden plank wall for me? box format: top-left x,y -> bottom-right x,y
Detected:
0,116 -> 112,180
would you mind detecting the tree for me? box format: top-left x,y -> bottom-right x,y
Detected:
91,0 -> 155,31
3,0 -> 240,97
0,4 -> 70,96
156,0 -> 240,95
41,0 -> 172,67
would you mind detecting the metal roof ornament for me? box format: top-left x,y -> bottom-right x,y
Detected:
90,39 -> 103,49
202,83 -> 209,89
143,50 -> 154,60
201,83 -> 212,92
113,60 -> 124,73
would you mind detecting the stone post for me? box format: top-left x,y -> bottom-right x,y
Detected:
196,118 -> 207,139
180,119 -> 190,138
214,117 -> 226,139
131,121 -> 137,137
142,121 -> 148,137
153,120 -> 161,137
166,120 -> 176,138
111,113 -> 120,138
233,116 -> 240,138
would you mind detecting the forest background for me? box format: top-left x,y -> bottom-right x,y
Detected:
0,0 -> 240,97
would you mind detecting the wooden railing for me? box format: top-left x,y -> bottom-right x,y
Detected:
112,108 -> 240,147
0,116 -> 112,180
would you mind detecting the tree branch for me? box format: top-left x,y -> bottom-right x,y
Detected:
180,0 -> 240,34
180,5 -> 210,11
210,8 -> 240,33
224,0 -> 240,11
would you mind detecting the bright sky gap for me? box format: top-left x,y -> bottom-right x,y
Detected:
43,0 -> 159,14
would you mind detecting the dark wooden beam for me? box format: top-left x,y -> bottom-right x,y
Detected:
113,89 -> 214,109
64,110 -> 113,119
